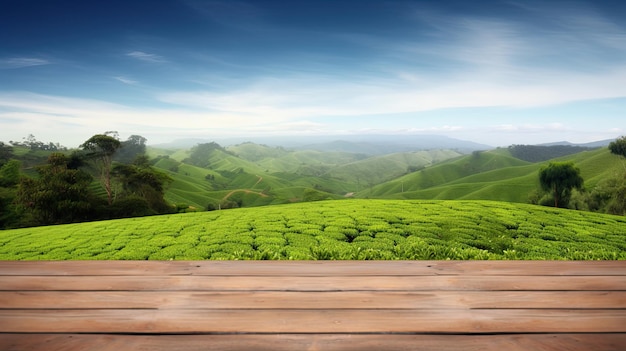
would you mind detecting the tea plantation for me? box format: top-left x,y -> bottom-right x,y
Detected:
1,200 -> 625,260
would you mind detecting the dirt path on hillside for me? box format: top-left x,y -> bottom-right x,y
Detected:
252,175 -> 263,188
221,189 -> 268,202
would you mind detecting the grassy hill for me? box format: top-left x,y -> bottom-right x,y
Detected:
324,150 -> 462,185
1,199 -> 624,260
365,148 -> 623,203
7,139 -> 622,214
148,143 -> 462,210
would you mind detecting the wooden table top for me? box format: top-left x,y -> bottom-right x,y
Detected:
1,260 -> 625,350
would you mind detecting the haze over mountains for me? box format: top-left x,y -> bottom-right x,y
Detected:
156,134 -> 494,155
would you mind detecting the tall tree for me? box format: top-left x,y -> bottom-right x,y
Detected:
17,153 -> 98,225
80,132 -> 121,205
538,162 -> 584,208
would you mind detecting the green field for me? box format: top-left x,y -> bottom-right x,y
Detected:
1,200 -> 624,260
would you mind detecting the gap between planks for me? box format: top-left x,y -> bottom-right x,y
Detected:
1,260 -> 625,276
1,333 -> 625,351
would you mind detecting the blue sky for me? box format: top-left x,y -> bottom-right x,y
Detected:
1,0 -> 625,147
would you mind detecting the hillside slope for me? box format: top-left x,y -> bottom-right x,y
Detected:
366,148 -> 622,203
150,143 -> 462,210
1,200 -> 624,260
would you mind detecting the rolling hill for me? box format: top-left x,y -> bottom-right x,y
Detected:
363,147 -> 623,204
148,142 -> 463,210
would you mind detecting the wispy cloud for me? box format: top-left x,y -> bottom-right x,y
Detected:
126,51 -> 166,63
150,2 -> 626,126
0,57 -> 50,69
114,76 -> 138,85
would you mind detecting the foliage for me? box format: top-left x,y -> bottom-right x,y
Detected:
0,159 -> 21,187
112,161 -> 173,214
0,187 -> 19,229
9,134 -> 66,152
80,132 -> 122,205
16,153 -> 102,225
184,142 -> 226,168
0,142 -> 13,166
114,135 -> 147,164
609,136 -> 626,159
570,176 -> 626,216
1,200 -> 624,261
568,137 -> 626,215
538,162 -> 584,208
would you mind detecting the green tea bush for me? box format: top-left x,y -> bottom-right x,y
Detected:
1,199 -> 625,260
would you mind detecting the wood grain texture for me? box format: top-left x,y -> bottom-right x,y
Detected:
2,275 -> 625,291
2,334 -> 626,351
1,260 -> 625,350
2,290 -> 625,309
2,309 -> 625,333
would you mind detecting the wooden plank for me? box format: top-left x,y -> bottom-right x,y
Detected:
2,291 -> 625,309
1,309 -> 625,333
2,334 -> 626,351
1,260 -> 625,276
2,275 -> 625,291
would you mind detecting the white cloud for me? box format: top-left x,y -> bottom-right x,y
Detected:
126,51 -> 166,63
114,76 -> 138,85
0,92 -> 312,146
0,57 -> 50,69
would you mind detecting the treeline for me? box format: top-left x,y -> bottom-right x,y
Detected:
7,134 -> 67,152
0,133 -> 174,229
529,137 -> 626,216
508,144 -> 593,162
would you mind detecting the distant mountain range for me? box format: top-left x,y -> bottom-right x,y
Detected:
154,134 -> 492,155
155,135 -> 617,156
537,139 -> 614,148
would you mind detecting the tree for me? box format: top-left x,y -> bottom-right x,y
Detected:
609,136 -> 626,159
0,159 -> 21,187
538,162 -> 584,208
111,160 -> 173,215
0,142 -> 13,166
80,133 -> 121,205
185,142 -> 224,168
0,157 -> 20,228
16,153 -> 99,225
114,135 -> 147,164
606,136 -> 626,214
